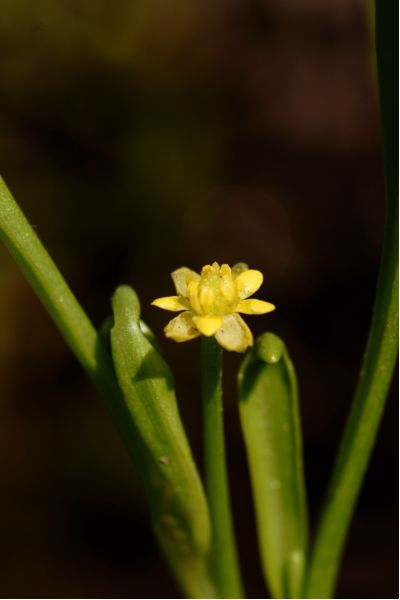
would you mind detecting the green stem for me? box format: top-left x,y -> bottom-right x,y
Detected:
305,2 -> 398,597
0,176 -> 118,401
201,337 -> 244,599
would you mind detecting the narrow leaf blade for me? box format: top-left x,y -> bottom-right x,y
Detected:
110,285 -> 214,598
238,332 -> 308,599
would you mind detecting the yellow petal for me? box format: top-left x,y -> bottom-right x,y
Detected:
194,315 -> 223,336
187,279 -> 202,314
164,311 -> 200,342
237,299 -> 276,315
171,267 -> 199,296
220,264 -> 232,277
201,264 -> 215,276
235,269 -> 263,300
151,296 -> 188,311
219,265 -> 235,302
215,314 -> 253,353
199,287 -> 215,314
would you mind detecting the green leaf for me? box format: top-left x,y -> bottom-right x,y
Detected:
0,176 -> 121,406
110,285 -> 215,598
0,179 -> 215,597
238,332 -> 308,599
305,2 -> 398,596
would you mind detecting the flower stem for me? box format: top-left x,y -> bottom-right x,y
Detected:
201,337 -> 244,599
305,2 -> 398,597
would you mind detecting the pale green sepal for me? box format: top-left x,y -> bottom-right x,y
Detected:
238,332 -> 308,599
110,285 -> 214,598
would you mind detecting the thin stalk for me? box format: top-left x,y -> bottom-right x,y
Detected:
0,176 -> 118,401
305,2 -> 398,597
201,337 -> 244,599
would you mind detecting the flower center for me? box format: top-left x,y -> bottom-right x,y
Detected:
188,262 -> 238,316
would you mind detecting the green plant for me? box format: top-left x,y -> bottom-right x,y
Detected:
0,1 -> 397,597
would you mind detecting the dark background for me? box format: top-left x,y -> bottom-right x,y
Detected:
0,0 -> 397,598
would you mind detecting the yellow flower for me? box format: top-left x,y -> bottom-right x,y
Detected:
151,262 -> 275,353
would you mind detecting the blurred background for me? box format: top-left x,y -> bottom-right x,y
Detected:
0,0 -> 397,597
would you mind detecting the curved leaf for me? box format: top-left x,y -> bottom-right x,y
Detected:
111,285 -> 214,598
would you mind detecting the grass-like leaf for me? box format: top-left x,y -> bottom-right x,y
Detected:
305,2 -> 398,596
238,333 -> 308,599
111,285 -> 215,598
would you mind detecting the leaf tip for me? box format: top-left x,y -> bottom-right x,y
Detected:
111,285 -> 141,322
256,332 -> 284,364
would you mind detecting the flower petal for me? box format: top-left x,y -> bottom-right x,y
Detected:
171,267 -> 199,296
164,311 -> 201,342
219,264 -> 236,302
220,264 -> 232,278
187,279 -> 202,314
151,296 -> 188,311
237,299 -> 276,315
215,314 -> 253,352
235,269 -> 263,299
194,315 -> 223,336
